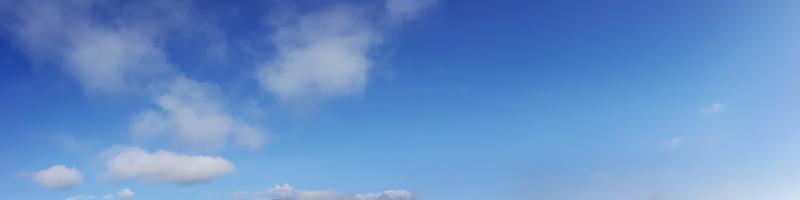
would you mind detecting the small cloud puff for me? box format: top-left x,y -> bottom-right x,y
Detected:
117,188 -> 135,198
385,0 -> 437,23
65,188 -> 135,200
31,165 -> 83,190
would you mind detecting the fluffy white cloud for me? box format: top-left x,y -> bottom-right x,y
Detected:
258,5 -> 378,106
65,188 -> 135,200
5,0 -> 232,95
257,0 -> 434,107
6,0 -> 187,94
236,184 -> 414,200
130,76 -> 267,151
65,28 -> 171,93
30,165 -> 83,190
103,146 -> 234,185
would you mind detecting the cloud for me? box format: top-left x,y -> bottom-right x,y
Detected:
233,123 -> 270,150
385,0 -> 436,23
354,190 -> 414,200
5,0 -> 188,94
257,1 -> 435,107
117,188 -> 135,198
103,146 -> 234,185
258,5 -> 377,106
4,0 -> 230,95
235,184 -> 414,200
64,28 -> 171,93
130,76 -> 267,151
65,195 -> 95,200
701,103 -> 726,115
30,165 -> 83,190
65,188 -> 135,200
129,110 -> 171,140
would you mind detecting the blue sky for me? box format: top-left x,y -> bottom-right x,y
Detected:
1,0 -> 800,199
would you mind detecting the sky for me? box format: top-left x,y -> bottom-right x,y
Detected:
1,0 -> 800,199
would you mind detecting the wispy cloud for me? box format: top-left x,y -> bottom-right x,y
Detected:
385,0 -> 437,23
234,184 -> 414,200
130,76 -> 267,151
65,188 -> 135,200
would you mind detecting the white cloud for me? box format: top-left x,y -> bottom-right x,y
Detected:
258,5 -> 378,106
117,188 -> 135,198
233,123 -> 270,150
65,188 -> 135,200
129,110 -> 171,140
236,184 -> 414,200
5,0 -> 231,95
385,0 -> 436,23
103,146 -> 234,185
65,28 -> 171,93
130,76 -> 267,151
6,0 -> 185,94
354,190 -> 413,200
257,1 -> 434,107
66,195 -> 95,200
701,103 -> 726,115
30,165 -> 83,190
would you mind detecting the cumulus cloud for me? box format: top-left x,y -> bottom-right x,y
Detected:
130,76 -> 267,151
257,1 -> 435,107
64,28 -> 171,93
235,184 -> 414,200
4,0 -> 232,95
701,103 -> 726,115
4,0 -> 190,94
65,188 -> 135,200
30,165 -> 83,190
102,146 -> 234,185
258,5 -> 377,106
